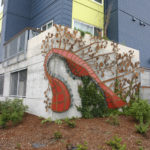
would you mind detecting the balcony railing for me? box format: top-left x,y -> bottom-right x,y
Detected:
4,27 -> 41,60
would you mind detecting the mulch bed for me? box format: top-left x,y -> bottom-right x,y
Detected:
0,113 -> 150,150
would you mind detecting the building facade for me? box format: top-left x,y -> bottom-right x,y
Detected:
0,0 -> 104,62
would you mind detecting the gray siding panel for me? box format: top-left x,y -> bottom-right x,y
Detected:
30,0 -> 72,27
118,0 -> 150,25
118,10 -> 150,68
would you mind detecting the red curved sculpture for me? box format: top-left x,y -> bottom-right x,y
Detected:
44,48 -> 126,112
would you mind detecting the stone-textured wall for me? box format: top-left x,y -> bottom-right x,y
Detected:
0,26 -> 140,120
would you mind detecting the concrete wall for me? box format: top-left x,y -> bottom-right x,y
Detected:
0,26 -> 140,120
140,68 -> 150,103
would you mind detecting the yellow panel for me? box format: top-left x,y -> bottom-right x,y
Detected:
72,0 -> 104,29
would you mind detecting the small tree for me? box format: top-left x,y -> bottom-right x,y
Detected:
104,3 -> 112,37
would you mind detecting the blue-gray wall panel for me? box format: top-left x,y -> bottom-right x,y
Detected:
118,0 -> 150,25
5,14 -> 30,41
118,10 -> 150,68
30,0 -> 72,27
4,0 -> 31,41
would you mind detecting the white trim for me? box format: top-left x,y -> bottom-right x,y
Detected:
41,20 -> 53,31
92,0 -> 103,6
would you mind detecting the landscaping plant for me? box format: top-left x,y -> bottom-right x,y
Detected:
107,136 -> 126,150
55,119 -> 63,125
41,117 -> 52,124
0,99 -> 28,128
128,98 -> 150,135
76,142 -> 88,150
129,98 -> 150,123
135,123 -> 149,135
54,131 -> 62,140
78,76 -> 108,118
106,114 -> 120,126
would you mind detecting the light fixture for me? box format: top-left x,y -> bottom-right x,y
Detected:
140,21 -> 146,26
132,17 -> 136,22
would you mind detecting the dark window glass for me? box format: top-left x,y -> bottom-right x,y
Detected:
0,74 -> 4,95
10,72 -> 18,96
47,22 -> 53,29
94,27 -> 102,37
10,69 -> 27,97
18,70 -> 27,97
94,0 -> 102,4
42,25 -> 46,31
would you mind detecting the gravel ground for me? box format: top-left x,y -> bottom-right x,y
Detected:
0,113 -> 150,150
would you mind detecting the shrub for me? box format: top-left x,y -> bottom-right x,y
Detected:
54,131 -> 62,140
135,123 -> 149,135
41,117 -> 52,124
129,99 -> 150,123
55,119 -> 63,125
64,118 -> 76,128
0,99 -> 28,128
78,76 -> 108,118
139,147 -> 144,150
76,142 -> 88,150
106,114 -> 120,126
107,136 -> 126,150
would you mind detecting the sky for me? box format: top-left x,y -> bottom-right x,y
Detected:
0,0 -> 3,13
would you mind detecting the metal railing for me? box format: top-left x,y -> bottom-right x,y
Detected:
4,28 -> 41,61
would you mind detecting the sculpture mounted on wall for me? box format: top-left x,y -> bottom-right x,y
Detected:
41,24 -> 140,113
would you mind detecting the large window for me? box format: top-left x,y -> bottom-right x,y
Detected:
0,74 -> 4,95
41,20 -> 53,32
10,69 -> 27,97
73,20 -> 102,36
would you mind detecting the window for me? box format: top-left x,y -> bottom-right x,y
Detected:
10,69 -> 27,97
0,74 -> 4,95
94,27 -> 102,37
41,20 -> 53,31
73,20 -> 102,36
93,0 -> 102,4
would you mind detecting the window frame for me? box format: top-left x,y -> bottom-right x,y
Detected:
41,20 -> 53,32
10,69 -> 27,98
92,0 -> 103,5
73,19 -> 103,36
0,74 -> 4,96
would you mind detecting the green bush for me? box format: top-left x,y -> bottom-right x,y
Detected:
0,99 -> 28,128
55,119 -> 63,125
54,131 -> 62,140
106,114 -> 120,126
64,117 -> 76,128
76,142 -> 88,150
107,136 -> 126,150
41,117 -> 52,124
77,76 -> 108,119
135,123 -> 149,135
129,99 -> 150,123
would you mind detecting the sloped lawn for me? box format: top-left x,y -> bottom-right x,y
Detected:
0,113 -> 150,150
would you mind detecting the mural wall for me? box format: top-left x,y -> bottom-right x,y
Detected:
41,24 -> 140,114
